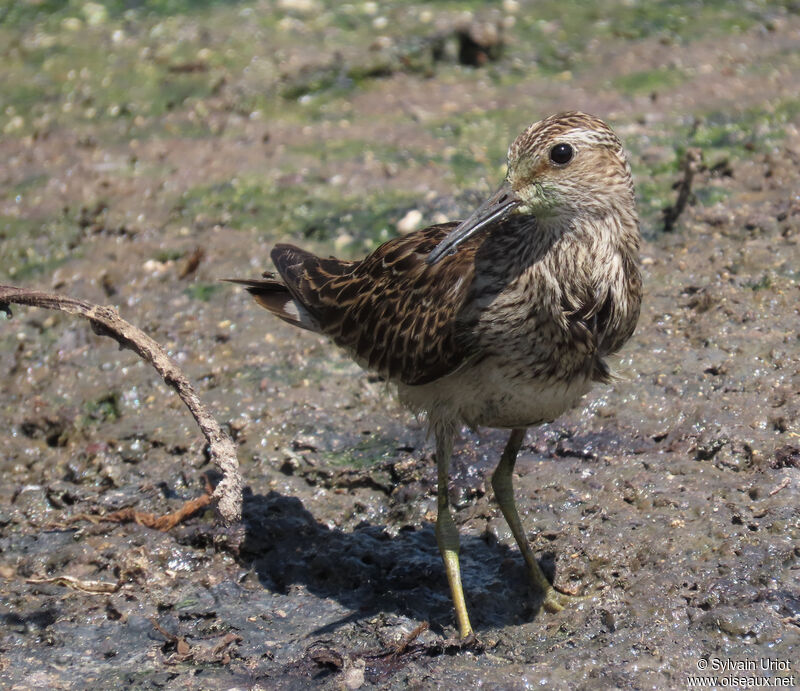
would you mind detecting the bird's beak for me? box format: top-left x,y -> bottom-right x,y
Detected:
426,181 -> 521,265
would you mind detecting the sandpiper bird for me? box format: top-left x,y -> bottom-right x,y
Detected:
232,112 -> 642,638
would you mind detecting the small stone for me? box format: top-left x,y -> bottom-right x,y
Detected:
82,2 -> 108,25
485,517 -> 513,545
3,116 -> 24,133
334,233 -> 354,252
277,0 -> 320,13
62,17 -> 83,31
343,658 -> 366,689
397,209 -> 423,234
142,259 -> 168,275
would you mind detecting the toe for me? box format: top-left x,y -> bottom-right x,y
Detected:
541,585 -> 589,613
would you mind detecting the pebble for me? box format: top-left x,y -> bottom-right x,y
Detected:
343,658 -> 366,689
334,233 -> 354,252
397,209 -> 423,234
277,0 -> 320,13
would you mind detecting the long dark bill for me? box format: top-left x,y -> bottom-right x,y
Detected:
426,181 -> 521,265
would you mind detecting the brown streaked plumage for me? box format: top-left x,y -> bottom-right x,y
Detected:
231,111 -> 642,639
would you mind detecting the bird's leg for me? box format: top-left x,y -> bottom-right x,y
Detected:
491,428 -> 576,612
434,425 -> 473,639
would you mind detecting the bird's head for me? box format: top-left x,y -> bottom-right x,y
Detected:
427,111 -> 637,265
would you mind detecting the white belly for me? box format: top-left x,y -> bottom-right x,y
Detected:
397,358 -> 593,430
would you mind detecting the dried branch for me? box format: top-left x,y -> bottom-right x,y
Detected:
662,147 -> 704,232
391,621 -> 429,657
0,285 -> 242,523
94,475 -> 215,529
27,575 -> 123,594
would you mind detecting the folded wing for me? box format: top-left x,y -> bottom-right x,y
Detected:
239,224 -> 475,386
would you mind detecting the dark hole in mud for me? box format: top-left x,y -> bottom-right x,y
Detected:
0,609 -> 58,633
772,444 -> 800,468
19,417 -> 70,448
695,439 -> 727,461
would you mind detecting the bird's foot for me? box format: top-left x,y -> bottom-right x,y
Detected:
540,583 -> 588,613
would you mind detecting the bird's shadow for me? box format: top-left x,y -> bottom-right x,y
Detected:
234,483 -> 557,637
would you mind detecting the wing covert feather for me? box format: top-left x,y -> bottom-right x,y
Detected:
273,224 -> 476,385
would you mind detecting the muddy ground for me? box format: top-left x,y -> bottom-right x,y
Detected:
0,2 -> 798,689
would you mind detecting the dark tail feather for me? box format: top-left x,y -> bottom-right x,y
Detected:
226,243 -> 348,333
223,277 -> 319,332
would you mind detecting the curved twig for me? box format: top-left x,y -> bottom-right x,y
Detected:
662,147 -> 704,232
0,285 -> 242,523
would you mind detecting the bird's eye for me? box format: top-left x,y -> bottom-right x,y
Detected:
549,143 -> 573,165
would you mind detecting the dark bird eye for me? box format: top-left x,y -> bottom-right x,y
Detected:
549,143 -> 573,165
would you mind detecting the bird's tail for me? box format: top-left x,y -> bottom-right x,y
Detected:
223,276 -> 320,332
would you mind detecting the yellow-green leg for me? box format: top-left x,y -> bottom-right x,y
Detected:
434,427 -> 473,638
491,428 -> 576,612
